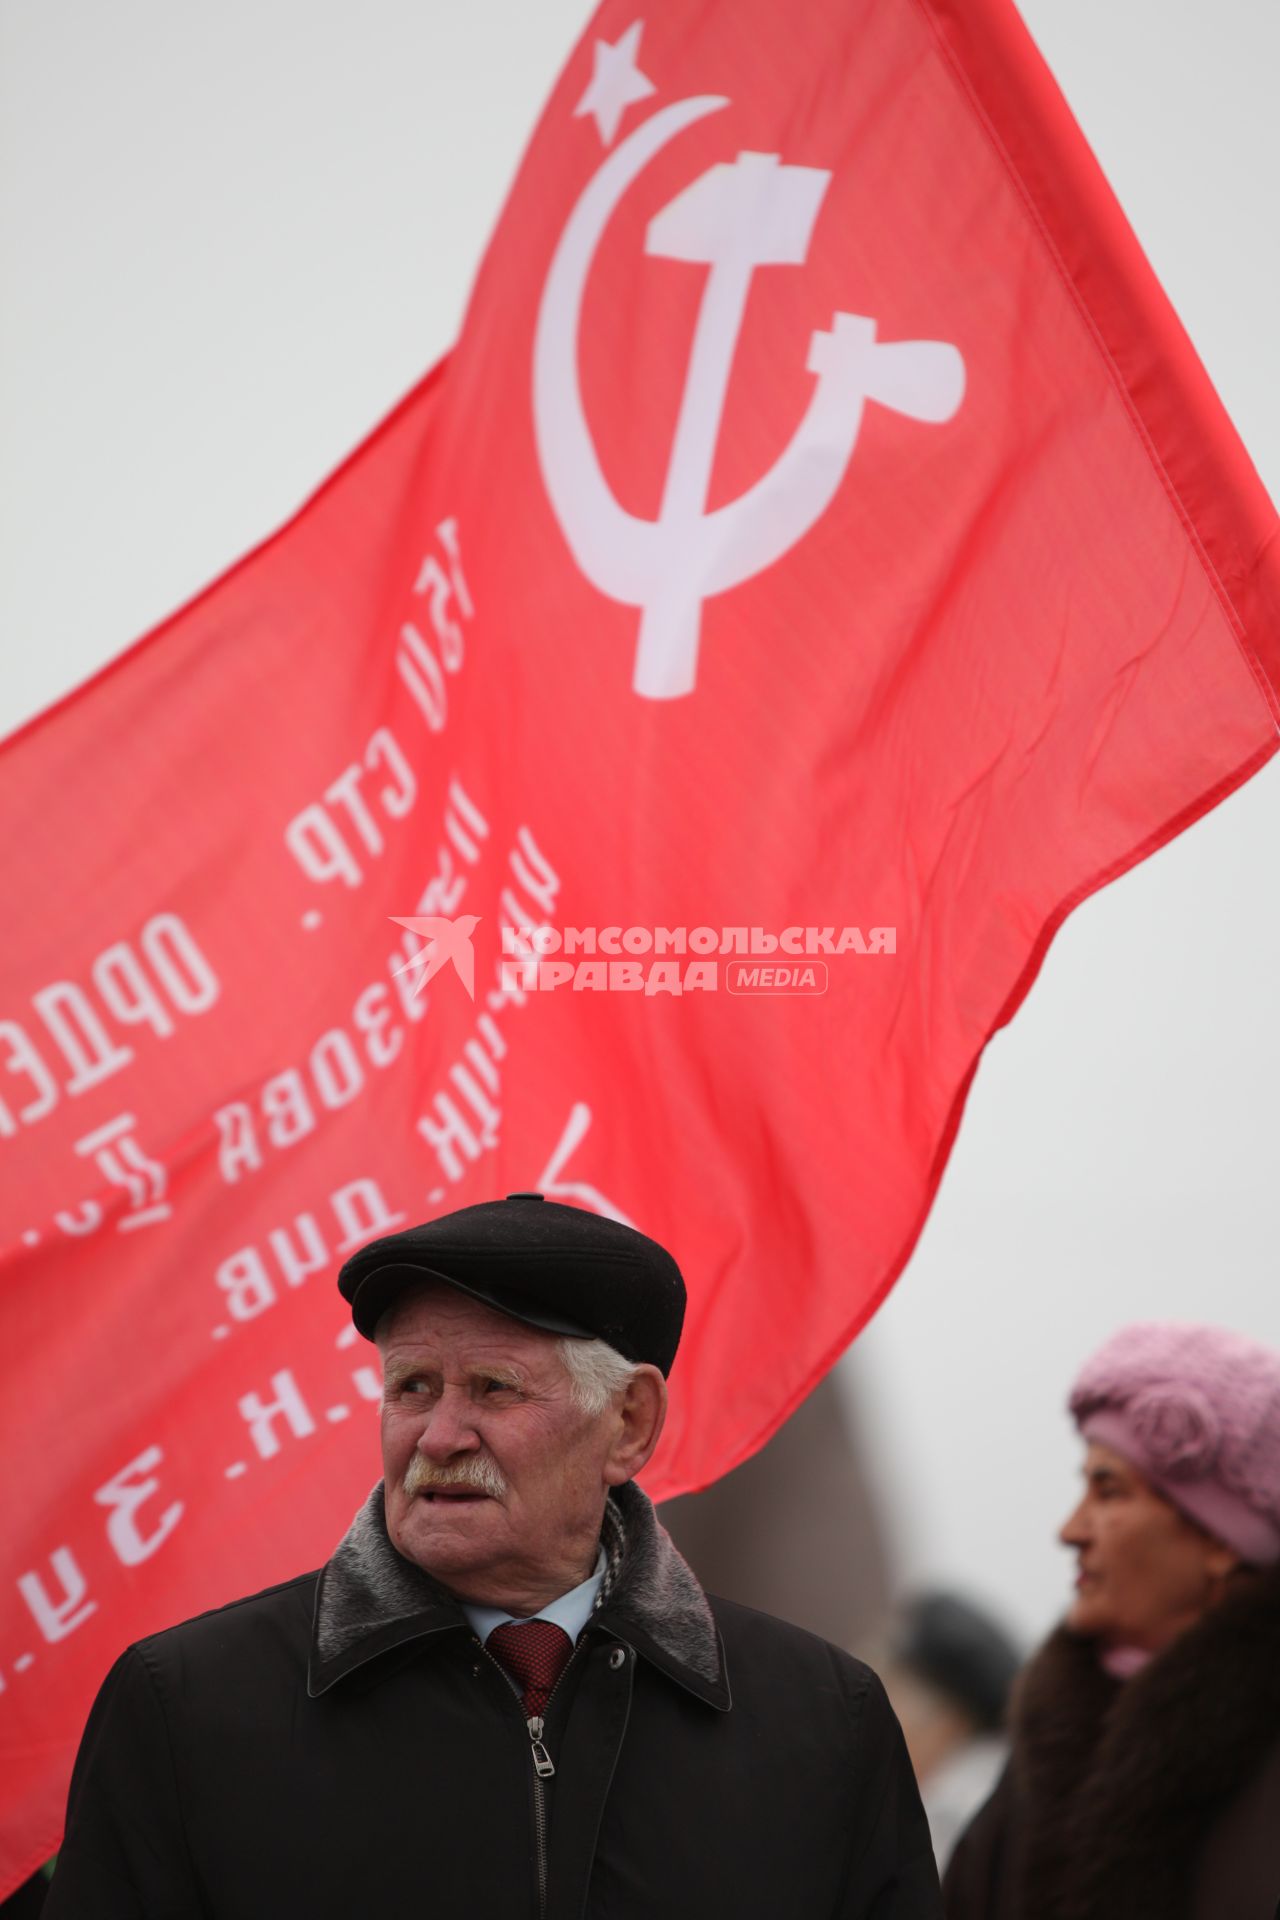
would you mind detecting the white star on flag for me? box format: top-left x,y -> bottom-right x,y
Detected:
573,20 -> 656,147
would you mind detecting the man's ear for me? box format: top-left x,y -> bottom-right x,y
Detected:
603,1366 -> 667,1486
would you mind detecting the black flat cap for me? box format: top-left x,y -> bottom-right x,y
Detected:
338,1192 -> 686,1375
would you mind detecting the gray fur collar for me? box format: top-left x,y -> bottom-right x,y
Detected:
309,1478 -> 728,1709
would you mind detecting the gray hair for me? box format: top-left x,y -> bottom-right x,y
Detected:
372,1288 -> 637,1417
558,1336 -> 638,1415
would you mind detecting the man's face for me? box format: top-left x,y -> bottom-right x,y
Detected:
378,1283 -> 628,1610
1058,1441 -> 1236,1652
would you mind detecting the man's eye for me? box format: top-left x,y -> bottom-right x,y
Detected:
483,1379 -> 515,1395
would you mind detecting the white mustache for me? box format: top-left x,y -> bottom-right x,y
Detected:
404,1453 -> 507,1500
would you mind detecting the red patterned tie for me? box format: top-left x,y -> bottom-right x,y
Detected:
486,1619 -> 575,1717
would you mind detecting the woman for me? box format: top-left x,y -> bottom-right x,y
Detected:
943,1322 -> 1280,1920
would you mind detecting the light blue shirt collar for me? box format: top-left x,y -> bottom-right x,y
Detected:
463,1545 -> 607,1647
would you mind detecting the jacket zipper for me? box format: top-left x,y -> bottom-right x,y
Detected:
478,1639 -> 581,1920
528,1710 -> 554,1918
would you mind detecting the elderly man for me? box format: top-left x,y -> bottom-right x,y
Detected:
47,1193 -> 940,1918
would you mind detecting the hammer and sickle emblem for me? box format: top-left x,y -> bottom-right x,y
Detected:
533,97 -> 966,700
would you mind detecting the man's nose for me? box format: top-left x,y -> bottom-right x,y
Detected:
415,1386 -> 482,1460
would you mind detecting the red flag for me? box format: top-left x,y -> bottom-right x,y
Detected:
2,0 -> 1278,1889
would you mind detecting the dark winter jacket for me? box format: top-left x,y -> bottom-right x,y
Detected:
943,1564 -> 1280,1920
46,1479 -> 940,1918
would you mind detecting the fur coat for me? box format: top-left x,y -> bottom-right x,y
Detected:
943,1565 -> 1280,1919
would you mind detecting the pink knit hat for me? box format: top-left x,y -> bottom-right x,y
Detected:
1069,1323 -> 1280,1566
